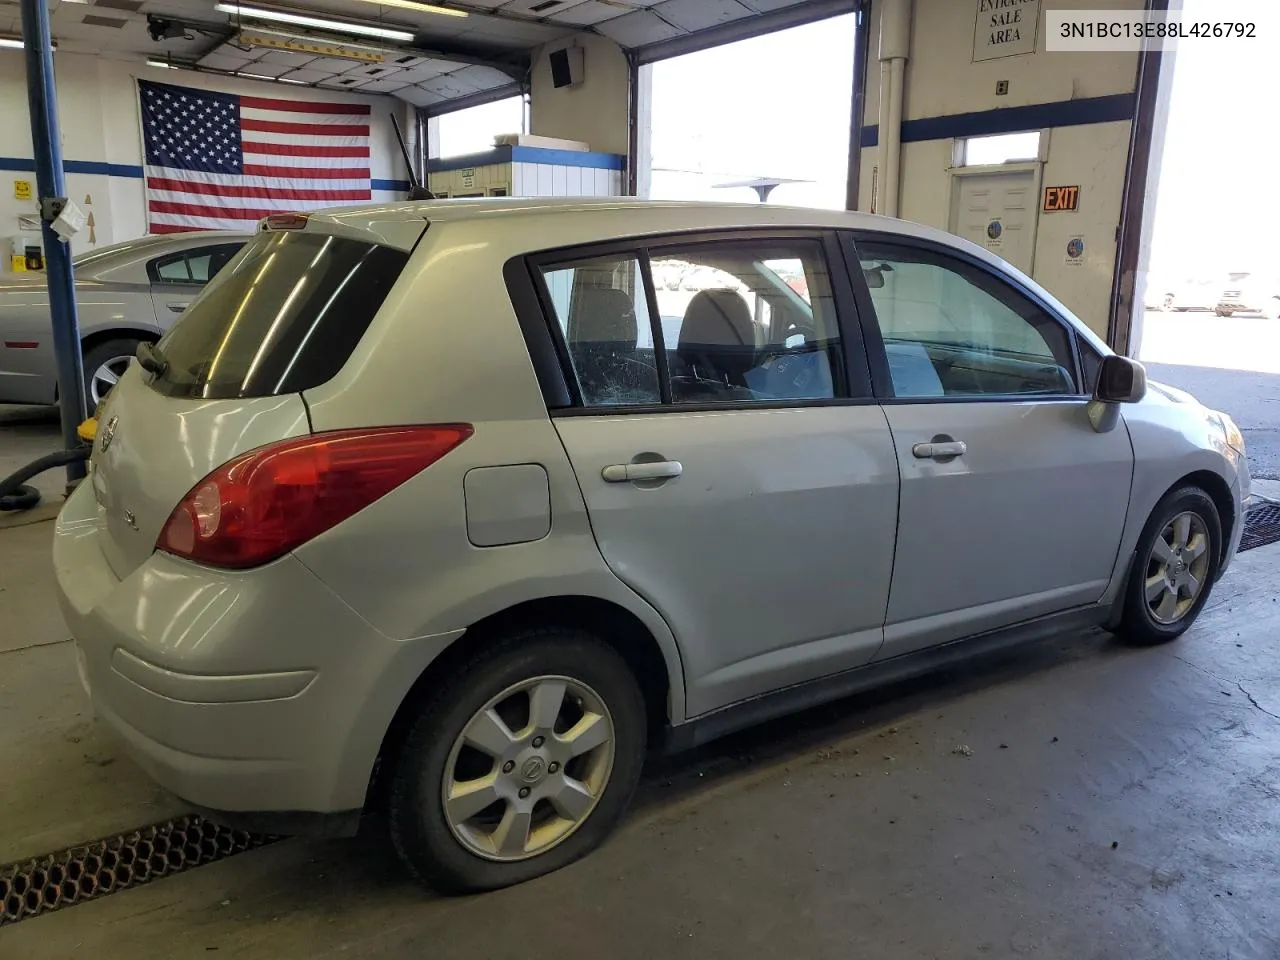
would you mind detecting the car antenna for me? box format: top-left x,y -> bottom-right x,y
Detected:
390,114 -> 435,201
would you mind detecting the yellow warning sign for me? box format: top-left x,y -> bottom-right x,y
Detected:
14,180 -> 32,201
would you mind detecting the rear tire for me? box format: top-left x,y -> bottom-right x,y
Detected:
1117,486 -> 1222,646
388,628 -> 647,893
82,337 -> 143,410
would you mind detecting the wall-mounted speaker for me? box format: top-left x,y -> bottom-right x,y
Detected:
549,46 -> 584,89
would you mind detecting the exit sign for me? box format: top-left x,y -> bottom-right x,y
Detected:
1043,185 -> 1080,212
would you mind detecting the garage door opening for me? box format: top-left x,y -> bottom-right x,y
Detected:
637,14 -> 857,210
1141,0 -> 1279,493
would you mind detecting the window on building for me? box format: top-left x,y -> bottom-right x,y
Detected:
958,131 -> 1042,166
640,14 -> 856,210
433,96 -> 527,159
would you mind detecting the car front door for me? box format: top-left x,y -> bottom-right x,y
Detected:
531,233 -> 900,719
848,233 -> 1134,659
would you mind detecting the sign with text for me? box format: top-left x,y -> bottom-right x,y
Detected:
1043,185 -> 1080,212
973,0 -> 1042,61
14,180 -> 31,201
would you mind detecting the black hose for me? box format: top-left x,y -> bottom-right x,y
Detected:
0,448 -> 90,512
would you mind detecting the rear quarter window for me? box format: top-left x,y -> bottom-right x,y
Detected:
150,231 -> 408,400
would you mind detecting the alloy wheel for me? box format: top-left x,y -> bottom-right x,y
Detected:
89,356 -> 133,407
441,675 -> 615,862
1144,511 -> 1211,625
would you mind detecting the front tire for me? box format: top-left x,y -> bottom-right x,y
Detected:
1117,486 -> 1222,645
388,628 -> 647,893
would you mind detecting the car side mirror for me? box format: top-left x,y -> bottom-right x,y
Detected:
1094,355 -> 1146,403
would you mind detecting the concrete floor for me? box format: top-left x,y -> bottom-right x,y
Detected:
2,508 -> 1279,958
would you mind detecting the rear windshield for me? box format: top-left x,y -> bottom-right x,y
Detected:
149,230 -> 409,400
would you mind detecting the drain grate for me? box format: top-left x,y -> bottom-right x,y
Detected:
0,815 -> 276,927
1241,502 -> 1280,553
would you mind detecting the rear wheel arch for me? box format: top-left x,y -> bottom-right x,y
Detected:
368,595 -> 679,811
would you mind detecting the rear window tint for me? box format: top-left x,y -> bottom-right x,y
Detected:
149,231 -> 408,400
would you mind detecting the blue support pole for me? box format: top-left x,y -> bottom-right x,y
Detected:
20,0 -> 87,487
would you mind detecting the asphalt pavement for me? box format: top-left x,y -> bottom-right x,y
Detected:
1138,310 -> 1280,480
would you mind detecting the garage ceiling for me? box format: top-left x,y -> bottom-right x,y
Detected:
0,0 -> 841,109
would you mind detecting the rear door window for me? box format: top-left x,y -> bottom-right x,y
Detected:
149,231 -> 408,400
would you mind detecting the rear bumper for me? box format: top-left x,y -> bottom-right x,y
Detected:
53,481 -> 463,817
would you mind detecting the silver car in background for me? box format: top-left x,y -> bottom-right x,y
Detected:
55,200 -> 1249,895
0,231 -> 247,407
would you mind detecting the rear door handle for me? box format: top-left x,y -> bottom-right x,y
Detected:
912,440 -> 967,460
167,302 -> 189,313
602,460 -> 683,483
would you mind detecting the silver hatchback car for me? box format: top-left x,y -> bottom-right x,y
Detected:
54,200 -> 1250,893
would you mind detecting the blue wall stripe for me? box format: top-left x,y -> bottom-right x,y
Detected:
2,157 -> 408,192
1,157 -> 144,178
511,147 -> 626,170
859,93 -> 1137,149
428,145 -> 626,174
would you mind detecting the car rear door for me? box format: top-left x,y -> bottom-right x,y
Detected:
846,231 -> 1133,659
522,231 -> 900,719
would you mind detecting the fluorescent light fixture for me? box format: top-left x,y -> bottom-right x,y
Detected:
0,36 -> 57,51
347,0 -> 467,17
147,58 -> 181,69
238,71 -> 309,85
215,3 -> 416,42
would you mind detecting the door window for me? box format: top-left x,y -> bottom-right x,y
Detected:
537,238 -> 844,408
540,255 -> 661,406
857,241 -> 1077,399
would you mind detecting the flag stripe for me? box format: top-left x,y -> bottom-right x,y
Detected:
147,176 -> 371,202
243,130 -> 369,148
241,107 -> 372,126
150,189 -> 369,211
150,199 -> 322,221
151,213 -> 262,231
241,118 -> 370,137
243,162 -> 371,179
240,95 -> 371,115
145,166 -> 371,191
241,141 -> 369,159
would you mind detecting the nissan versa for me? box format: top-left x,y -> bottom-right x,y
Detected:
54,199 -> 1250,893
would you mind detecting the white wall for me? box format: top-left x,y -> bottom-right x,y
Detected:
0,50 -> 410,268
858,0 -> 1146,338
529,34 -> 630,156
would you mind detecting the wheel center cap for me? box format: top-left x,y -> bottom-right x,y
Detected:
519,756 -> 548,784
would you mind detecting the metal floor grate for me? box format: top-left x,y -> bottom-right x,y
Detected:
0,816 -> 276,927
1241,502 -> 1280,553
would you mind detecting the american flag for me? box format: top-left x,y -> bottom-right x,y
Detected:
139,79 -> 372,234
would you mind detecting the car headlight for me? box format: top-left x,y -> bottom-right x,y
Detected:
1208,410 -> 1246,454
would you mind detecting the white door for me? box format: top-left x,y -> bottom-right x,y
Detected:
853,235 -> 1133,658
533,237 -> 900,718
950,170 -> 1037,275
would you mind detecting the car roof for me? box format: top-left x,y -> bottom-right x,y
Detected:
309,197 -> 918,235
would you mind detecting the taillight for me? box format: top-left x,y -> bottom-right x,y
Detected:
157,425 -> 472,569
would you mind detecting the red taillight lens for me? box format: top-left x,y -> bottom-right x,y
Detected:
157,425 -> 472,569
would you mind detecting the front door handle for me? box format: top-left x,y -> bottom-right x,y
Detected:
912,440 -> 967,460
602,460 -> 683,483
